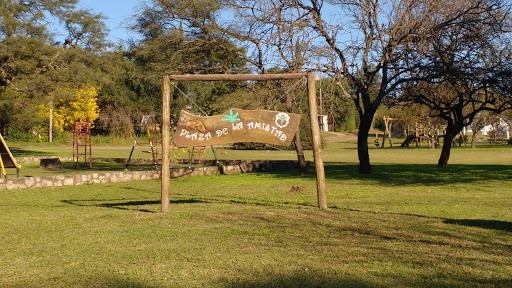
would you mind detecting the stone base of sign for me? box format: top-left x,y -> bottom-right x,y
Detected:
1,159 -> 303,190
40,158 -> 63,169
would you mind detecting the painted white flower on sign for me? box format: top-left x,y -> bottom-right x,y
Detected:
275,112 -> 290,128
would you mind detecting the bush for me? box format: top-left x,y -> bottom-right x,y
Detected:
373,116 -> 385,130
457,133 -> 469,145
5,127 -> 32,142
232,142 -> 268,150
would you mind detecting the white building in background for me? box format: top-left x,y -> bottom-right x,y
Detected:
481,120 -> 510,139
466,118 -> 510,139
318,115 -> 329,132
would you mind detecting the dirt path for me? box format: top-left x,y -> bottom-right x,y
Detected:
18,145 -> 133,150
322,131 -> 358,143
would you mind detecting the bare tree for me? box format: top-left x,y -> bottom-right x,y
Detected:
400,0 -> 512,166
137,0 -> 511,172
470,111 -> 492,148
488,116 -> 509,143
217,0 -> 464,173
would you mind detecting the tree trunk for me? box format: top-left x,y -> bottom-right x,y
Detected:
287,92 -> 308,176
49,98 -> 53,143
438,130 -> 457,167
471,133 -> 477,148
358,115 -> 373,174
293,131 -> 308,176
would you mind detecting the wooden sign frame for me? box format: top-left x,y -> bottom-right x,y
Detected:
161,72 -> 327,212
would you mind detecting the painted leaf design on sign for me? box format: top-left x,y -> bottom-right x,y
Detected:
221,109 -> 240,123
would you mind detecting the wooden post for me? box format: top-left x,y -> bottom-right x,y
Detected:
168,73 -> 305,81
307,72 -> 327,209
49,97 -> 53,143
381,116 -> 388,148
161,76 -> 171,213
388,122 -> 393,147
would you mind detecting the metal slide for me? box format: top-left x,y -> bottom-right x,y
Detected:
0,134 -> 21,178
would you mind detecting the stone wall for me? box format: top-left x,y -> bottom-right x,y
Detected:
0,170 -> 161,190
1,159 -> 302,190
16,156 -> 156,164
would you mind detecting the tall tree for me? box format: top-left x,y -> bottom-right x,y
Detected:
400,0 -> 512,166
470,111 -> 493,148
281,0 -> 512,173
200,0 -> 506,173
131,0 -> 512,172
128,3 -> 248,115
0,0 -> 109,135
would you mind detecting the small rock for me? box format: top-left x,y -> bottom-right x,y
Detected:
288,185 -> 306,194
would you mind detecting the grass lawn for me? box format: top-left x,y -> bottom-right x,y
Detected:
1,137 -> 511,287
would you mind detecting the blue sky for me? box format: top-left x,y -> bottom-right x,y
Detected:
79,0 -> 142,42
51,0 -> 143,44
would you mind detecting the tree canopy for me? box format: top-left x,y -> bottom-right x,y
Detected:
1,0 -> 511,173
398,0 -> 512,166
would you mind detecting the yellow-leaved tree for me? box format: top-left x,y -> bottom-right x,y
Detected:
40,86 -> 100,132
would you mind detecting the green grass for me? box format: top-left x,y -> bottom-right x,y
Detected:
10,146 -> 147,159
1,138 -> 512,287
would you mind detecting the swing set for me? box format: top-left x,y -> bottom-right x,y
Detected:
125,109 -> 217,169
125,115 -> 161,169
169,81 -> 219,166
171,144 -> 207,165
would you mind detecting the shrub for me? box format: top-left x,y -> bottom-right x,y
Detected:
5,127 -> 31,142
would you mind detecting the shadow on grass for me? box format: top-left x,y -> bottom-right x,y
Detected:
21,269 -> 512,288
220,273 -> 376,288
10,148 -> 54,157
264,163 -> 512,186
444,219 -> 512,232
347,208 -> 512,233
62,199 -> 207,213
176,193 -> 318,209
218,268 -> 512,288
60,161 -> 158,172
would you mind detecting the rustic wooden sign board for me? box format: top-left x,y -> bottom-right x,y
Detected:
173,108 -> 301,147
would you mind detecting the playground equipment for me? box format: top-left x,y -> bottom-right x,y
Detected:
171,142 -> 206,166
381,116 -> 394,148
141,116 -> 160,165
0,133 -> 21,178
126,115 -> 211,169
126,115 -> 161,169
73,122 -> 92,168
401,122 -> 441,148
188,146 -> 206,164
171,144 -> 188,164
